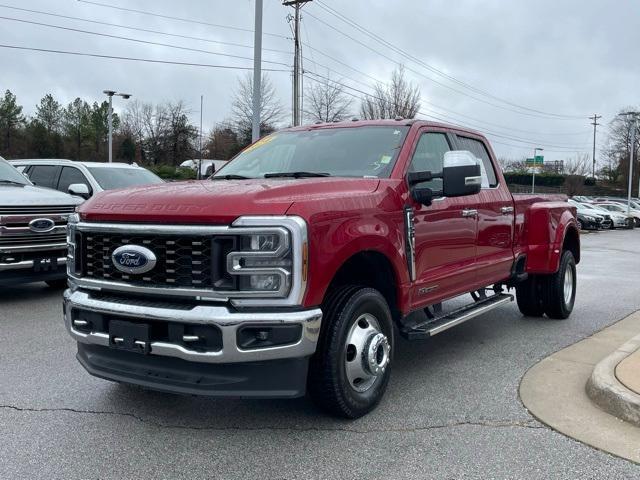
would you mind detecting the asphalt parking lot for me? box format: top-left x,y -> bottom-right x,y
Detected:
1,230 -> 639,479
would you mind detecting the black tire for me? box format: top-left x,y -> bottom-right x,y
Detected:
515,275 -> 545,317
308,286 -> 394,419
577,219 -> 584,230
45,279 -> 68,289
542,250 -> 576,320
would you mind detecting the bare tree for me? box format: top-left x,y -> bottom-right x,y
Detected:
602,109 -> 640,189
122,100 -> 197,165
304,75 -> 352,123
563,153 -> 591,196
360,65 -> 421,120
564,153 -> 591,176
231,73 -> 283,144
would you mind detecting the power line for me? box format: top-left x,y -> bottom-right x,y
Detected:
304,8 -> 586,121
0,4 -> 293,55
0,15 -> 291,67
76,0 -> 289,39
0,43 -> 290,71
303,70 -> 590,151
315,0 -> 586,120
300,45 -> 588,137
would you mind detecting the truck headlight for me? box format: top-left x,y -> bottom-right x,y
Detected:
225,217 -> 308,306
66,213 -> 80,276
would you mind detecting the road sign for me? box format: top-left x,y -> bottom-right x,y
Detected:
526,155 -> 544,166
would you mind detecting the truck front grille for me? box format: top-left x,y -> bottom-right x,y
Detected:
0,232 -> 66,246
81,232 -> 213,289
0,205 -> 76,215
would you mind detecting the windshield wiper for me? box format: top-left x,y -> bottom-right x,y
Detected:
264,171 -> 330,179
210,174 -> 252,180
0,179 -> 25,185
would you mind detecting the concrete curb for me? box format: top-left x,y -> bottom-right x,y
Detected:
586,333 -> 640,427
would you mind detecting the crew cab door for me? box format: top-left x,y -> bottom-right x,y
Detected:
406,129 -> 478,308
453,134 -> 515,285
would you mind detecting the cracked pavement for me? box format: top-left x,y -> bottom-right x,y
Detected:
2,230 -> 640,479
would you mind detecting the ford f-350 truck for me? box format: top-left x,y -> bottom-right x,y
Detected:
64,120 -> 579,418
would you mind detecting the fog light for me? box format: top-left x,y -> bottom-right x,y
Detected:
241,274 -> 281,291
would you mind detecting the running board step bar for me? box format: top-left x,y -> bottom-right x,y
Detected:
400,293 -> 513,340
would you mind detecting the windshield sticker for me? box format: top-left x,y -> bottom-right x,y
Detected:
379,155 -> 392,164
243,135 -> 277,154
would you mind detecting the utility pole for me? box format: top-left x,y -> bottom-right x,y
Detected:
590,114 -> 601,179
198,95 -> 203,180
284,0 -> 312,126
251,0 -> 263,143
103,90 -> 131,163
619,112 -> 639,216
531,147 -> 543,194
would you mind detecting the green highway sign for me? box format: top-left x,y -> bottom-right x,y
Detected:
526,155 -> 544,165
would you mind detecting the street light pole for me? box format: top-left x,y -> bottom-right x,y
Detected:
107,93 -> 113,163
531,147 -> 543,194
619,112 -> 639,216
103,90 -> 131,163
251,0 -> 263,143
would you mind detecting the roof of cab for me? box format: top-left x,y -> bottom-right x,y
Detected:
283,118 -> 484,137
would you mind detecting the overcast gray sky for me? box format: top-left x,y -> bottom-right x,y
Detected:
1,0 -> 639,162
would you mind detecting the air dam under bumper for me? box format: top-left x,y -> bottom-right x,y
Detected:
64,289 -> 323,398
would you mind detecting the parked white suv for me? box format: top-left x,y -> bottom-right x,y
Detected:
10,160 -> 163,199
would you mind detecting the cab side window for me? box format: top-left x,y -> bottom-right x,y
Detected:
456,136 -> 498,187
408,132 -> 451,191
58,167 -> 91,195
28,165 -> 60,188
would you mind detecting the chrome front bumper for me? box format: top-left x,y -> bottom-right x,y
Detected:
63,289 -> 323,364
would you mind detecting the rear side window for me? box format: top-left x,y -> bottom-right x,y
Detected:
28,165 -> 59,188
456,136 -> 498,187
408,132 -> 451,191
58,167 -> 91,195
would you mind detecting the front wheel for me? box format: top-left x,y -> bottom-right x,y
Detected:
308,286 -> 394,418
542,250 -> 576,319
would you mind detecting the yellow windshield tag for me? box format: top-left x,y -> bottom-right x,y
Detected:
243,135 -> 277,153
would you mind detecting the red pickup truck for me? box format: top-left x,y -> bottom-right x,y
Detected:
64,120 -> 579,418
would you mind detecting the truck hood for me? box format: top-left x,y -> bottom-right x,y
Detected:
79,178 -> 380,224
0,184 -> 82,206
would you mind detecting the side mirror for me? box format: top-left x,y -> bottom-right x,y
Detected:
68,183 -> 90,199
442,151 -> 482,197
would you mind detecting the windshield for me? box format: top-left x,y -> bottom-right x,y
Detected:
0,158 -> 29,185
216,126 -> 410,179
601,203 -> 624,212
87,167 -> 163,190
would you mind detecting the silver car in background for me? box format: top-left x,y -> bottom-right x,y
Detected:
0,157 -> 82,287
11,159 -> 163,199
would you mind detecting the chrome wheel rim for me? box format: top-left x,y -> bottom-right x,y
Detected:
344,313 -> 390,393
563,266 -> 574,305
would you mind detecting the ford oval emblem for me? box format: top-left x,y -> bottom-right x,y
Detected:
111,245 -> 157,275
29,218 -> 55,233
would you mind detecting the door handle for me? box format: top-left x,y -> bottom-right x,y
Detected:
462,209 -> 478,218
500,206 -> 514,214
